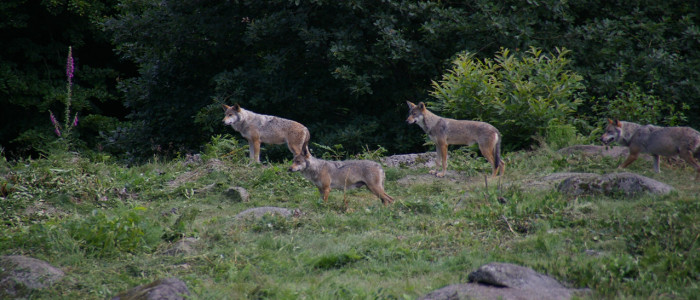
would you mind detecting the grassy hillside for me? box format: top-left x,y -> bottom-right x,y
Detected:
1,137 -> 698,299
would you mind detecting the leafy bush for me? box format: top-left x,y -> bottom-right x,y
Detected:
430,47 -> 585,150
67,207 -> 163,257
592,83 -> 687,126
543,120 -> 593,150
202,134 -> 247,163
352,145 -> 388,161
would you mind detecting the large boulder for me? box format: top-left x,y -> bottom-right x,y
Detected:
557,145 -> 632,159
467,262 -> 566,290
421,262 -> 587,300
112,277 -> 190,300
0,255 -> 65,298
542,172 -> 673,196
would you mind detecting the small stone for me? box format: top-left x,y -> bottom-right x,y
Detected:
225,186 -> 250,202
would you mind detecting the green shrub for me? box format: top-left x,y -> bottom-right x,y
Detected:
430,47 -> 585,149
352,145 -> 388,161
203,134 -> 247,163
67,207 -> 163,257
592,83 -> 687,126
544,120 -> 593,150
313,143 -> 348,160
162,207 -> 199,242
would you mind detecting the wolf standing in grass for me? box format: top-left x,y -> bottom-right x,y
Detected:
405,101 -> 505,178
222,104 -> 310,163
289,149 -> 394,206
601,119 -> 700,180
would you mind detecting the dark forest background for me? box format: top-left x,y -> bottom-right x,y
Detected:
2,0 -> 698,161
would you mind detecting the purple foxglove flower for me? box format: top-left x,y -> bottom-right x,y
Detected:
72,113 -> 78,127
49,110 -> 62,136
49,111 -> 58,126
66,46 -> 74,81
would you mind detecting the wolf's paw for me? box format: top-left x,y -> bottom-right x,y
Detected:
428,169 -> 438,175
435,172 -> 446,178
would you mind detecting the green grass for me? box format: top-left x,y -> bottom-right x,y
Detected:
0,140 -> 698,299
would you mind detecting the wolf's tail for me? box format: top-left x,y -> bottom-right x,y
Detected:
303,128 -> 311,156
693,131 -> 700,159
494,134 -> 505,175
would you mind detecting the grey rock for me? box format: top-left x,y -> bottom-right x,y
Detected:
420,282 -> 574,300
225,186 -> 250,202
112,277 -> 190,300
0,255 -> 64,298
546,172 -> 673,196
557,145 -> 632,159
558,145 -> 657,163
381,152 -> 437,168
468,262 -> 565,290
162,237 -> 198,256
420,262 -> 588,300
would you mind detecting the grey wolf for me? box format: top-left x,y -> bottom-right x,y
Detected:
600,119 -> 700,180
222,104 -> 310,163
289,150 -> 394,206
405,101 -> 505,178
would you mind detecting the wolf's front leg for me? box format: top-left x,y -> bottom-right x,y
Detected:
246,142 -> 256,163
248,138 -> 261,163
435,142 -> 448,177
679,149 -> 700,181
652,155 -> 661,173
618,152 -> 639,169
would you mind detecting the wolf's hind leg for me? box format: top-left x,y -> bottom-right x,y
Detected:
287,141 -> 301,157
434,142 -> 448,177
319,186 -> 331,202
679,149 -> 700,181
366,183 -> 393,205
479,142 -> 499,177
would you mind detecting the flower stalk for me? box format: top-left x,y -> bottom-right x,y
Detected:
49,46 -> 79,139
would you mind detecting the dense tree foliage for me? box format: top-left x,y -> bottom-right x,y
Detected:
104,0 -> 478,157
1,0 -> 698,159
0,0 -> 130,157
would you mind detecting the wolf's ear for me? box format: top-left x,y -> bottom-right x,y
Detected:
222,104 -> 230,111
417,102 -> 426,110
303,147 -> 311,159
614,119 -> 622,127
607,118 -> 613,125
406,101 -> 416,109
233,103 -> 241,112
